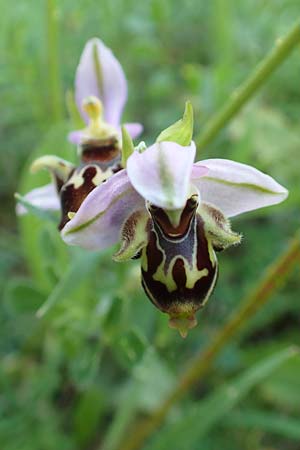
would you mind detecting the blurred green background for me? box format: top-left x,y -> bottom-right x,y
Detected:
1,0 -> 300,449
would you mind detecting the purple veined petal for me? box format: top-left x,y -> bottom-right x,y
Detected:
16,183 -> 60,215
75,38 -> 127,127
122,122 -> 143,140
61,169 -> 144,250
127,141 -> 199,210
192,158 -> 288,217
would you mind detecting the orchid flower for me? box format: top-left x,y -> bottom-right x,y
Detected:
17,96 -> 128,230
54,103 -> 287,337
18,103 -> 288,336
68,38 -> 143,146
17,37 -> 144,226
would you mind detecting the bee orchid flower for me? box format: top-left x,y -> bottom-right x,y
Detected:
17,37 -> 143,227
58,103 -> 288,337
68,38 -> 143,145
17,95 -> 130,229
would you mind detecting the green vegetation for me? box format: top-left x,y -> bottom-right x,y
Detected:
1,1 -> 300,449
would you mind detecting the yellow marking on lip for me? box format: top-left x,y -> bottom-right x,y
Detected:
151,219 -> 215,293
92,167 -> 113,186
65,165 -> 112,190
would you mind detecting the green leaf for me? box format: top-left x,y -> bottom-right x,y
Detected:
36,249 -> 107,317
102,348 -> 175,450
112,328 -> 148,369
146,347 -> 299,450
65,89 -> 85,129
121,125 -> 135,167
101,387 -> 139,450
224,408 -> 300,441
100,295 -> 124,336
4,278 -> 44,314
156,101 -> 194,146
73,388 -> 106,446
258,352 -> 300,410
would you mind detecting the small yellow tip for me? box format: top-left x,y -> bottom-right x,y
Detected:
82,96 -> 103,120
168,314 -> 198,338
67,211 -> 76,220
179,328 -> 188,339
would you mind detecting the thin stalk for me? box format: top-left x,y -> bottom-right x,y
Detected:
195,21 -> 300,151
120,231 -> 300,450
46,0 -> 63,122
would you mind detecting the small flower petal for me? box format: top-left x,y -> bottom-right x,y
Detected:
61,170 -> 144,250
113,209 -> 149,261
122,122 -> 143,140
127,141 -> 197,210
16,184 -> 60,215
68,129 -> 85,145
75,38 -> 127,127
68,123 -> 143,146
192,158 -> 288,217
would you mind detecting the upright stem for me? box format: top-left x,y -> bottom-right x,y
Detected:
195,22 -> 300,151
113,22 -> 300,450
46,0 -> 63,122
120,231 -> 300,450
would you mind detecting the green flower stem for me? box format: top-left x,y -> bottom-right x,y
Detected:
120,230 -> 300,450
46,0 -> 63,122
195,21 -> 300,151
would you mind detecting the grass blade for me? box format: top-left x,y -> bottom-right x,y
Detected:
146,347 -> 299,450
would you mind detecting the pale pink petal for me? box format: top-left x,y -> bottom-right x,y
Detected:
191,164 -> 209,178
75,38 -> 127,126
69,122 -> 143,145
61,170 -> 144,250
192,158 -> 288,217
16,184 -> 60,215
127,141 -> 199,210
68,129 -> 85,145
123,122 -> 143,140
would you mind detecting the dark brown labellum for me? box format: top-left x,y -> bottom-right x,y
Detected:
80,136 -> 120,169
141,199 -> 218,335
58,165 -> 110,230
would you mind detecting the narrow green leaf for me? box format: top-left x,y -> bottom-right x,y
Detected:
113,328 -> 148,369
102,348 -> 175,450
156,101 -> 194,146
36,249 -> 107,317
121,125 -> 135,167
101,387 -> 139,450
46,0 -> 63,121
4,278 -> 44,314
73,388 -> 106,446
65,89 -> 85,129
147,347 -> 299,450
224,408 -> 300,441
